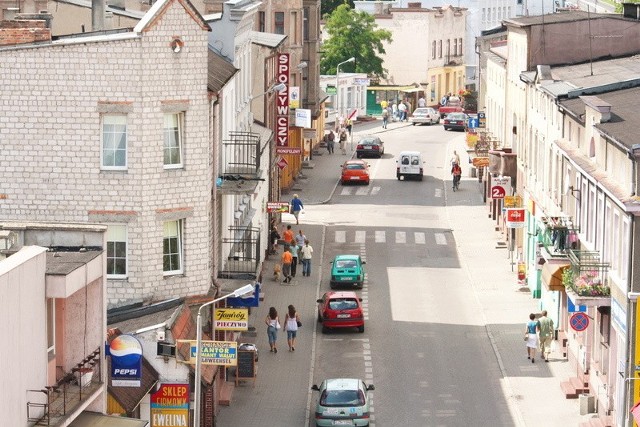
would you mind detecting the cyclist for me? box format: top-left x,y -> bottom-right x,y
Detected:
451,162 -> 462,191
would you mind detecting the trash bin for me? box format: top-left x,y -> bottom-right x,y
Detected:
579,394 -> 595,415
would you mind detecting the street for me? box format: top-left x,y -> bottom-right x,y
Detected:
216,120 -> 587,427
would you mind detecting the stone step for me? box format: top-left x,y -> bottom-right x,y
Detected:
560,380 -> 580,399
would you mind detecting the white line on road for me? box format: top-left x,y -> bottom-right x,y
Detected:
435,188 -> 442,198
395,231 -> 406,244
370,186 -> 381,196
335,230 -> 346,243
355,186 -> 369,196
339,187 -> 351,196
414,232 -> 426,244
375,230 -> 385,243
355,230 -> 366,243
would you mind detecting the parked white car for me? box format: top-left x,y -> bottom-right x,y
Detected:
410,107 -> 440,125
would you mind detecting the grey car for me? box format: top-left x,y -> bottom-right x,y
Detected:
410,107 -> 440,125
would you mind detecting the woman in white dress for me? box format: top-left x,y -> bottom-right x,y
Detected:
525,313 -> 540,363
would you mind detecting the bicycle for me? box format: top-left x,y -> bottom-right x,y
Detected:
453,173 -> 461,191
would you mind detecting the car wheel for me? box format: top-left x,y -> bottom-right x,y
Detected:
419,175 -> 423,181
358,325 -> 365,333
412,122 -> 416,126
317,312 -> 322,322
322,325 -> 329,334
330,282 -> 336,289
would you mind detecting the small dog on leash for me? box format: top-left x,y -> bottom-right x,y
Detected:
273,264 -> 282,281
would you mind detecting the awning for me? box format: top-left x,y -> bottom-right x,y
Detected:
541,263 -> 570,291
69,412 -> 149,427
366,85 -> 417,92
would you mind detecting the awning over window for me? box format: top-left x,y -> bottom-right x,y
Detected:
541,263 -> 570,291
69,412 -> 149,427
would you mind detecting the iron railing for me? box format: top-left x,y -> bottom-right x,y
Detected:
219,226 -> 261,279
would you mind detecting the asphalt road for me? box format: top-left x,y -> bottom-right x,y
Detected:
308,124 -> 513,426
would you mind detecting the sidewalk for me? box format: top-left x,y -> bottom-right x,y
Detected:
216,118 -> 591,426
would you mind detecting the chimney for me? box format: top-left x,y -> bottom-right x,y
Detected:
93,0 -> 105,31
580,96 -> 612,123
0,20 -> 51,46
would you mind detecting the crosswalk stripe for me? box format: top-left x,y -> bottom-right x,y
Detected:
414,232 -> 426,244
355,187 -> 369,196
340,187 -> 351,196
395,231 -> 406,244
435,188 -> 442,198
370,186 -> 381,196
435,233 -> 447,245
375,231 -> 385,243
335,230 -> 346,243
355,230 -> 366,243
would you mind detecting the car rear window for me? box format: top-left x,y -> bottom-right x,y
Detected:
320,390 -> 365,407
335,260 -> 358,268
328,298 -> 359,310
345,164 -> 365,170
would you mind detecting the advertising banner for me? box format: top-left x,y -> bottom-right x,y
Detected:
214,308 -> 249,331
289,86 -> 300,109
505,208 -> 525,228
109,334 -> 143,387
295,109 -> 312,128
150,383 -> 189,427
267,201 -> 289,212
188,340 -> 238,366
275,53 -> 290,154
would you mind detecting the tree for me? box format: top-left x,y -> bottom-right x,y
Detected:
321,0 -> 354,18
320,4 -> 392,79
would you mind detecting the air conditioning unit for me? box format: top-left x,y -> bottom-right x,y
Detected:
157,342 -> 176,357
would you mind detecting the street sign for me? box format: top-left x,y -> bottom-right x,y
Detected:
276,157 -> 288,170
478,111 -> 486,128
467,117 -> 479,129
490,176 -> 511,200
505,208 -> 525,228
569,312 -> 589,332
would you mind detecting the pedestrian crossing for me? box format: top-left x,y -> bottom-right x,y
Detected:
339,186 -> 381,196
330,230 -> 449,245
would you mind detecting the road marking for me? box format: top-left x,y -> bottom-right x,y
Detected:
355,187 -> 369,196
435,232 -> 447,245
339,187 -> 351,196
355,230 -> 366,243
395,231 -> 406,244
335,230 -> 346,243
414,232 -> 426,244
375,231 -> 385,243
370,186 -> 381,196
435,188 -> 442,198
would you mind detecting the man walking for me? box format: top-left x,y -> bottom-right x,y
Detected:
538,310 -> 555,362
299,240 -> 314,277
290,195 -> 304,225
281,246 -> 293,283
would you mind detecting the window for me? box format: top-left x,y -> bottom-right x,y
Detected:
438,40 -> 442,58
275,12 -> 285,35
291,11 -> 299,44
164,113 -> 183,167
107,224 -> 127,277
163,220 -> 183,274
453,39 -> 458,56
258,11 -> 265,32
432,41 -> 436,59
47,298 -> 55,355
459,38 -> 463,56
446,39 -> 451,59
102,115 -> 127,169
303,7 -> 309,41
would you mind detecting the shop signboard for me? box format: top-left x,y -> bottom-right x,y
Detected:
108,334 -> 143,387
267,201 -> 289,212
150,383 -> 189,427
505,208 -> 525,228
214,308 -> 249,331
275,53 -> 290,153
188,340 -> 238,366
490,176 -> 511,199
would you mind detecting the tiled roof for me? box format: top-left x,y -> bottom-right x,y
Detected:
251,31 -> 287,48
173,304 -> 217,385
208,49 -> 238,93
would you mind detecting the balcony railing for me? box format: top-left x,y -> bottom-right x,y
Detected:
27,347 -> 102,426
221,131 -> 261,177
539,216 -> 577,259
563,250 -> 610,298
218,226 -> 261,279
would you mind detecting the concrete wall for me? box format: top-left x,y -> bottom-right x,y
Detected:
0,246 -> 49,426
0,1 -> 213,306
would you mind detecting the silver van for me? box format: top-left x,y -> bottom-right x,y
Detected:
396,151 -> 424,181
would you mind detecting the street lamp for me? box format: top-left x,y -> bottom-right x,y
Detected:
193,283 -> 255,427
336,57 -> 355,121
251,82 -> 286,100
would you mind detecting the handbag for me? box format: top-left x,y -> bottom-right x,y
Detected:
524,333 -> 529,341
297,320 -> 302,328
276,320 -> 281,330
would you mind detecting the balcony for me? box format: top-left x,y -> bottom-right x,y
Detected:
218,225 -> 261,279
217,131 -> 264,195
27,347 -> 102,426
563,250 -> 611,307
539,216 -> 577,259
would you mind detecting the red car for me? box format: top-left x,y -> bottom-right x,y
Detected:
340,159 -> 370,185
317,291 -> 365,333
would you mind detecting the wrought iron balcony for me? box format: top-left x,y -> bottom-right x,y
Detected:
217,131 -> 264,195
27,347 -> 102,426
218,225 -> 261,279
563,250 -> 611,306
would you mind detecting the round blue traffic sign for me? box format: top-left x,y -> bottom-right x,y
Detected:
570,312 -> 589,332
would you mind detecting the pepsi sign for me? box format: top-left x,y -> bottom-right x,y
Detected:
109,334 -> 143,387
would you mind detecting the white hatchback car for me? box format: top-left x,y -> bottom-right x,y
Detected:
410,107 -> 440,125
396,151 -> 424,181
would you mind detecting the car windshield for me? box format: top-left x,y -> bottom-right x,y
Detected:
414,109 -> 429,115
335,260 -> 358,268
328,298 -> 359,310
345,164 -> 365,170
320,389 -> 365,407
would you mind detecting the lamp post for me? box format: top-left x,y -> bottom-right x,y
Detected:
193,283 -> 254,427
336,57 -> 355,124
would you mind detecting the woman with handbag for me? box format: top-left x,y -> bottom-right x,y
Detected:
525,313 -> 540,363
284,304 -> 301,352
265,307 -> 281,353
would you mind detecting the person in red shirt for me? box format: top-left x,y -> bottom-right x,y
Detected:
281,247 -> 293,283
282,225 -> 294,247
451,162 -> 462,191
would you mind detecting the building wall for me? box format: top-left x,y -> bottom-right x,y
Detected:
0,2 -> 212,306
0,246 -> 49,426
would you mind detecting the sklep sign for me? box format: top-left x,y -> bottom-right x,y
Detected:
151,383 -> 189,427
108,334 -> 143,387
